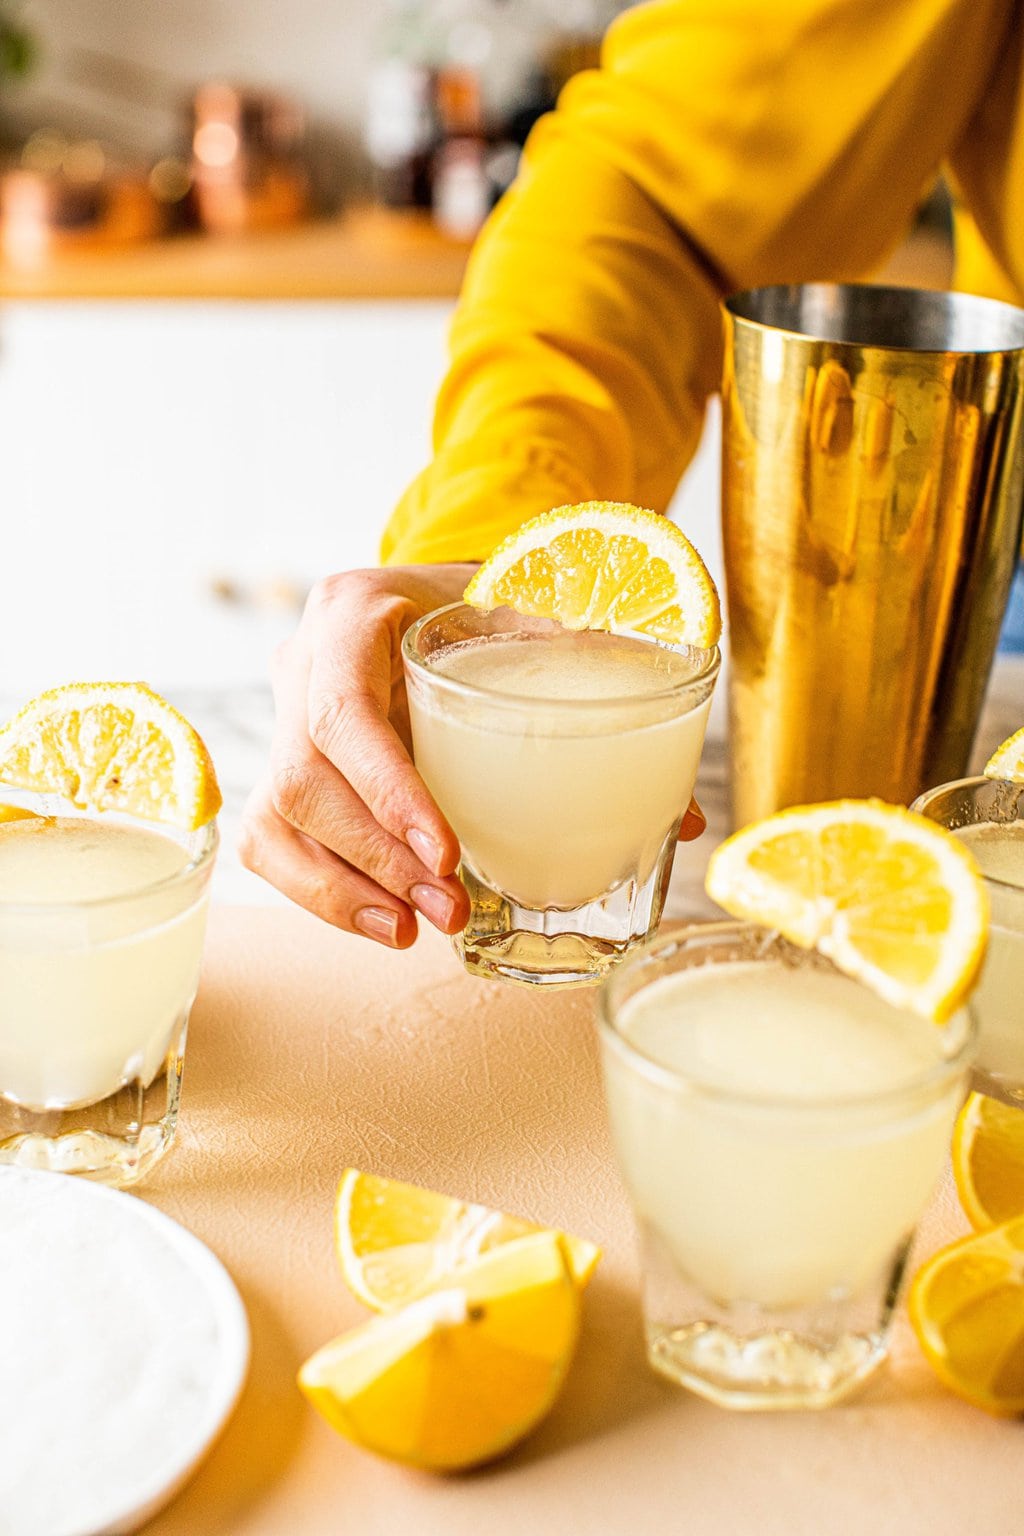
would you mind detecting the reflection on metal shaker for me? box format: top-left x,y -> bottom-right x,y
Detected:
721,283 -> 1024,826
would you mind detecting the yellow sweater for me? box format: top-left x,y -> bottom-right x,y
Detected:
381,0 -> 1022,566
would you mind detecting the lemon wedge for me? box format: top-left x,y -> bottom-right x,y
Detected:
0,682 -> 221,831
463,500 -> 721,646
952,1092 -> 1024,1231
984,726 -> 1024,783
705,798 -> 989,1021
335,1168 -> 600,1311
0,804 -> 42,824
299,1231 -> 580,1470
908,1217 -> 1024,1416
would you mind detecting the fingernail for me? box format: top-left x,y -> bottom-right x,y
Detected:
407,826 -> 443,874
354,906 -> 400,946
689,800 -> 707,833
410,883 -> 456,931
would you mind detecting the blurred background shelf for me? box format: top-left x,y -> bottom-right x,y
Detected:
0,207 -> 471,298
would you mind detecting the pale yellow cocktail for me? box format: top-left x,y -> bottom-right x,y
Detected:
598,922 -> 973,1408
0,813 -> 216,1183
404,605 -> 718,986
951,822 -> 1024,1094
913,775 -> 1024,1103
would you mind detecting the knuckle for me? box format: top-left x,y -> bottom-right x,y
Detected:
367,775 -> 417,838
361,822 -> 416,891
303,870 -> 347,925
302,865 -> 376,935
306,569 -> 412,635
306,567 -> 378,617
308,689 -> 375,761
271,756 -> 318,828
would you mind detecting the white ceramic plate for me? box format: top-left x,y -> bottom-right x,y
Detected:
0,1167 -> 250,1536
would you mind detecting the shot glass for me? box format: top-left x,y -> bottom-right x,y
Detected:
597,922 -> 974,1410
0,810 -> 217,1186
403,603 -> 719,987
912,775 -> 1024,1104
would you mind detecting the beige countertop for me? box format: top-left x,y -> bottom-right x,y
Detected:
137,903 -> 1020,1536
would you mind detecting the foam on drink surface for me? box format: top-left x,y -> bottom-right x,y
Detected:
604,958 -> 965,1306
0,817 -> 189,902
618,961 -> 946,1100
431,630 -> 700,704
410,629 -> 713,910
954,820 -> 1024,889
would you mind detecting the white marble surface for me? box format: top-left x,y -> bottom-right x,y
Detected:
8,656 -> 1018,916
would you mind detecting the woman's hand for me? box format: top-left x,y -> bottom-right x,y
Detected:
238,564 -> 476,948
240,560 -> 710,945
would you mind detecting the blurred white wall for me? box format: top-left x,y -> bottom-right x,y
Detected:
0,298 -> 724,702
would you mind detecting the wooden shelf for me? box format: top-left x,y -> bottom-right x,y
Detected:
0,207 -> 472,300
0,203 -> 952,304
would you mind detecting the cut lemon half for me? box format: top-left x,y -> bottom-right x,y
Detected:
984,726 -> 1024,783
335,1168 -> 600,1311
952,1092 -> 1024,1231
0,682 -> 221,831
299,1230 -> 581,1470
705,798 -> 989,1021
908,1217 -> 1024,1416
463,500 -> 721,646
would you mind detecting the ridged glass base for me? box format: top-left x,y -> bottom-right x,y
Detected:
635,1218 -> 908,1411
0,1014 -> 188,1188
455,843 -> 677,987
647,1320 -> 886,1411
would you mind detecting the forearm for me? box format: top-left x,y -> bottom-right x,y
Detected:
383,0 -> 1005,567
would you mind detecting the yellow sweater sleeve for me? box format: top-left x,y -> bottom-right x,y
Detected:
381,0 -> 1010,566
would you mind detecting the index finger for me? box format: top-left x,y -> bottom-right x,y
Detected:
304,587 -> 461,878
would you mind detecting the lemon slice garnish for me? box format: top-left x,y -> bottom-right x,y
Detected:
984,726 -> 1024,783
705,798 -> 988,1021
0,681 -> 221,830
299,1231 -> 581,1470
334,1168 -> 600,1311
464,500 -> 721,646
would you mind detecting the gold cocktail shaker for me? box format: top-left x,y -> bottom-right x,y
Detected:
721,283 -> 1024,826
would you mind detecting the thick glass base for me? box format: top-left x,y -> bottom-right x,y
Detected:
456,927 -> 630,988
646,1320 -> 886,1411
636,1218 -> 908,1411
455,846 -> 676,988
0,1014 -> 189,1188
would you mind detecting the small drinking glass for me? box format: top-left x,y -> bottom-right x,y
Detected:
597,921 -> 974,1410
402,603 -> 719,987
912,775 -> 1024,1104
0,808 -> 217,1186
